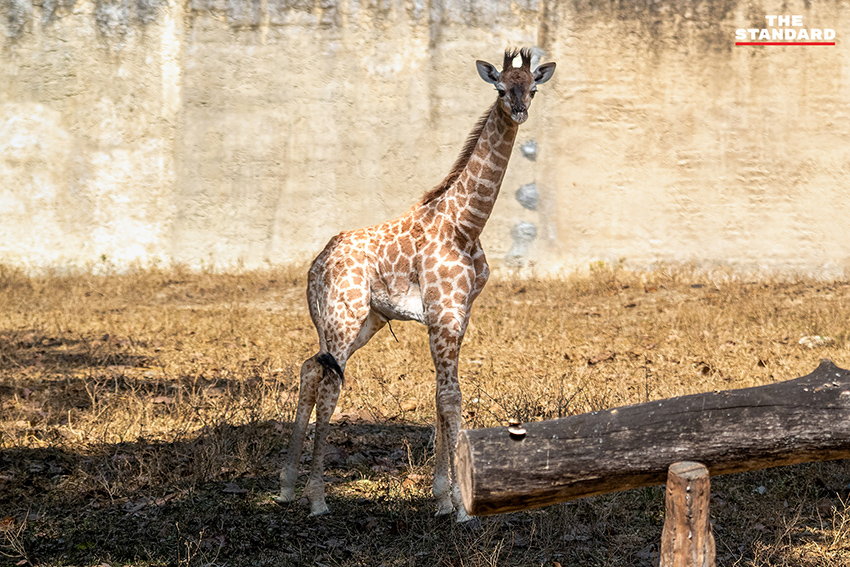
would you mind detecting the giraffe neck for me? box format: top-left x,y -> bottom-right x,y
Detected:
442,102 -> 518,245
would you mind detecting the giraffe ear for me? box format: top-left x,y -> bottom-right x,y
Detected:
533,62 -> 556,85
476,60 -> 500,85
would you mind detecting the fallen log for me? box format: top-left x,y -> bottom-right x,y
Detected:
456,359 -> 850,516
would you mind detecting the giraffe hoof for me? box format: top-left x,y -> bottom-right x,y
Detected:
455,508 -> 477,525
435,500 -> 455,517
309,502 -> 331,516
276,488 -> 296,503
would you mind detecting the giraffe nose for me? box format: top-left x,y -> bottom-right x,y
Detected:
511,107 -> 529,124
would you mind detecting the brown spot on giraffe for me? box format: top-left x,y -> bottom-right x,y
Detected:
278,48 -> 556,520
396,254 -> 411,273
442,247 -> 460,263
440,280 -> 453,295
399,237 -> 415,257
466,157 -> 484,177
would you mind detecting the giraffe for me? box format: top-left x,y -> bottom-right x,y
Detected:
279,48 -> 556,521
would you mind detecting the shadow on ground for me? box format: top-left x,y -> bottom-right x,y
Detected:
2,328 -> 849,565
0,419 -> 450,567
0,330 -> 155,373
3,418 -> 850,566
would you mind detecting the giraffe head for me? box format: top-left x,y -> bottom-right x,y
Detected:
476,48 -> 556,125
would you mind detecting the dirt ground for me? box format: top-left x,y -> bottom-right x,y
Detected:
1,264 -> 849,566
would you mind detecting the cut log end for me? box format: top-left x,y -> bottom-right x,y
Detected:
668,461 -> 709,480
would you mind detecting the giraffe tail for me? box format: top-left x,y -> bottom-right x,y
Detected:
317,352 -> 345,386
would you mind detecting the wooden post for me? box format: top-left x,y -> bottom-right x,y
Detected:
659,462 -> 715,567
456,359 -> 850,516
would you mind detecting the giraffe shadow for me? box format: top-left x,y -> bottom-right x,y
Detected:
0,415 -> 440,566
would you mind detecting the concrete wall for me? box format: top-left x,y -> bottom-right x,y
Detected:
2,0 -> 850,275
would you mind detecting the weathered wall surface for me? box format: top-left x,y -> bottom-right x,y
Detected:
2,0 -> 850,274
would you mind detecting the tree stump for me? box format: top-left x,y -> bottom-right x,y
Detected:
659,461 -> 715,567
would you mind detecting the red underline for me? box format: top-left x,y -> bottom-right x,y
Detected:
735,42 -> 836,46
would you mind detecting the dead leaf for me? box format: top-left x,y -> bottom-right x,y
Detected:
588,351 -> 615,365
371,457 -> 397,473
223,483 -> 247,494
331,409 -> 374,423
402,474 -> 426,490
818,497 -> 835,517
324,446 -> 348,466
326,537 -> 343,549
0,516 -> 15,531
122,500 -> 146,513
153,493 -> 177,506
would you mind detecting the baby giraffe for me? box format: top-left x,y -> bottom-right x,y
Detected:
279,48 -> 556,521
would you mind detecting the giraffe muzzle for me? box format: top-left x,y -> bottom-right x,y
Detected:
511,108 -> 529,124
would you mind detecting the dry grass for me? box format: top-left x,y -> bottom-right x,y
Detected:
1,263 -> 849,566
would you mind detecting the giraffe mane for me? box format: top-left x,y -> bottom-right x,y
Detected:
419,101 -> 496,205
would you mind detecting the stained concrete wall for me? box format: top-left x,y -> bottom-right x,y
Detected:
2,0 -> 850,274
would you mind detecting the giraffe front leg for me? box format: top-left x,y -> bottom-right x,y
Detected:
438,380 -> 473,523
433,401 -> 453,516
278,356 -> 320,503
429,310 -> 474,522
434,383 -> 468,519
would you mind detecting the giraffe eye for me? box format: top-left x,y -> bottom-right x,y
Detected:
497,88 -> 506,97
530,91 -> 536,99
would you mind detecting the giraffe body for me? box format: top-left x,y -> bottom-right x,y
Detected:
279,48 -> 555,520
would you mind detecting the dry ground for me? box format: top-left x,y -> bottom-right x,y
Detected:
1,263 -> 849,566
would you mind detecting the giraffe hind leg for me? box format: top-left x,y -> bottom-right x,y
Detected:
299,309 -> 381,515
279,355 -> 321,503
302,357 -> 344,515
284,248 -> 380,515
